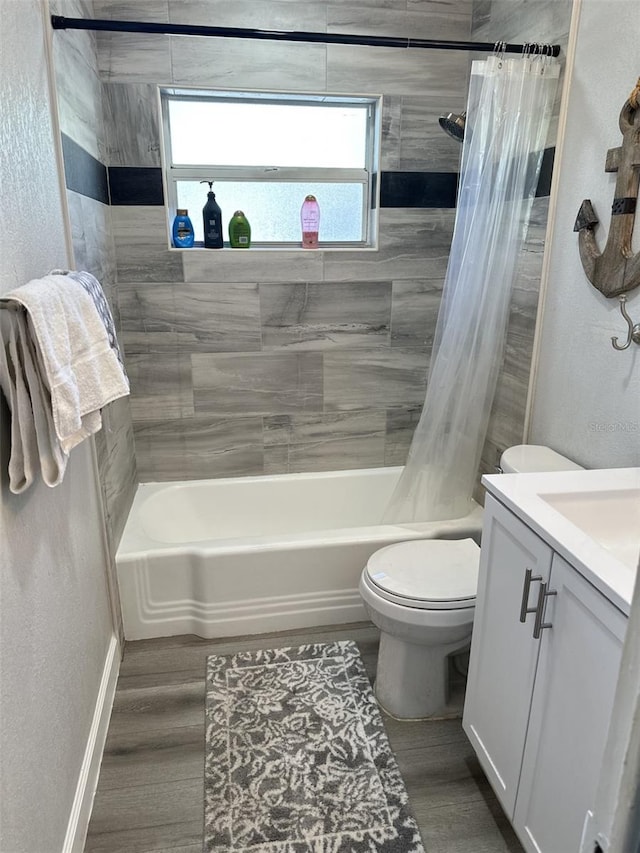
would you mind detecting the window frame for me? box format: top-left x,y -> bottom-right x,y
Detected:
159,87 -> 382,249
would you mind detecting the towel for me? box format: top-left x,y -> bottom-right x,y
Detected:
0,272 -> 129,493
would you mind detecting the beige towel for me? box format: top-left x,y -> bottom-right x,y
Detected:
0,272 -> 129,493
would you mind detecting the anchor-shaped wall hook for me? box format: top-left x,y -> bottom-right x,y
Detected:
574,84 -> 640,299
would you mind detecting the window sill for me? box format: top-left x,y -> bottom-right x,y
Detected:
168,245 -> 379,253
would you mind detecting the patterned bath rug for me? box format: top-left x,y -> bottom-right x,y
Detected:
204,640 -> 425,853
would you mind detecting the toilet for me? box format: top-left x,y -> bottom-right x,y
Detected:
359,444 -> 583,720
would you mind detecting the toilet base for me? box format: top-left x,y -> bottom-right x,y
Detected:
374,631 -> 470,720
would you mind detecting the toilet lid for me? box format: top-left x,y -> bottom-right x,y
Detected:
365,539 -> 480,610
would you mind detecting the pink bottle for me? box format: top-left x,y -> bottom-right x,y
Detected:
301,195 -> 320,248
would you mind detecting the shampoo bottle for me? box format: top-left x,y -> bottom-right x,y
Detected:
301,194 -> 320,248
201,181 -> 223,248
172,209 -> 194,248
228,211 -> 251,248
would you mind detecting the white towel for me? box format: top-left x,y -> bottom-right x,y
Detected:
0,272 -> 129,493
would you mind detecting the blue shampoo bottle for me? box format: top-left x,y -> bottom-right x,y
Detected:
172,209 -> 194,248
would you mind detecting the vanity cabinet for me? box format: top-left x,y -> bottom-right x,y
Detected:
463,494 -> 627,853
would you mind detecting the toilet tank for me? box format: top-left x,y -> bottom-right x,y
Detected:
500,444 -> 584,474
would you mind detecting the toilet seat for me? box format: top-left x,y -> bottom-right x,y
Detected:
365,538 -> 480,610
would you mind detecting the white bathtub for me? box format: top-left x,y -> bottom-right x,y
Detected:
116,467 -> 483,640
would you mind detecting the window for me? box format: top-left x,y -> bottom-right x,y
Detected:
160,89 -> 381,248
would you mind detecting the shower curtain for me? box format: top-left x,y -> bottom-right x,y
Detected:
384,52 -> 560,523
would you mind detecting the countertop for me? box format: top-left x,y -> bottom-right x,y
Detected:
482,467 -> 640,616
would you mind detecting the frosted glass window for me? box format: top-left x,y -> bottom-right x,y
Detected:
177,182 -> 364,244
169,101 -> 367,169
161,89 -> 380,246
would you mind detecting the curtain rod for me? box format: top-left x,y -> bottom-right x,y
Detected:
50,16 -> 561,57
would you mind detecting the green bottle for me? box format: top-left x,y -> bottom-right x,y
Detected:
228,211 -> 251,248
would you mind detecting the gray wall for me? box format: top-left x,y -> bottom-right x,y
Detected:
96,0 -> 471,481
51,0 -> 137,604
472,0 -> 574,483
0,1 -> 114,849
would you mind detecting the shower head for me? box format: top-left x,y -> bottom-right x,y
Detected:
439,110 -> 466,142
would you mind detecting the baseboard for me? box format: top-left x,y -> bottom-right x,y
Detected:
62,633 -> 120,853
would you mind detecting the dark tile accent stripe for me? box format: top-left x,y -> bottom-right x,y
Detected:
61,133 -> 109,205
536,147 -> 555,198
380,172 -> 458,209
109,167 -> 165,206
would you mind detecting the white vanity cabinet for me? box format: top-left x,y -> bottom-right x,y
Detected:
463,493 -> 627,853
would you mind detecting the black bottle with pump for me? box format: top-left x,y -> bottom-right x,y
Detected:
201,181 -> 223,248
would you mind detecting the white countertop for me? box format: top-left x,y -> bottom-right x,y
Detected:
482,467 -> 640,616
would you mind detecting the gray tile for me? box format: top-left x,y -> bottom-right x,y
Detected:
406,0 -> 473,39
384,406 -> 422,466
514,197 -> 548,292
126,351 -> 194,421
263,410 -> 385,446
324,209 -> 455,282
182,249 -> 323,284
263,443 -> 289,475
97,32 -> 171,82
327,42 -> 468,98
288,432 -> 385,472
119,281 -> 262,353
68,192 -> 117,291
133,415 -> 264,481
93,0 -> 169,21
112,207 -> 184,282
391,279 -> 443,348
170,36 -> 327,90
260,281 -> 391,350
264,410 -> 387,472
103,82 -> 162,166
471,0 -> 492,32
98,395 -> 138,548
381,96 -> 402,171
328,2 -> 472,40
51,19 -> 106,162
471,0 -> 571,47
192,351 -> 323,416
399,95 -> 466,172
323,348 -> 429,411
169,0 -> 326,31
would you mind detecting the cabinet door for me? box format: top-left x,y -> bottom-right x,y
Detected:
514,553 -> 626,853
463,494 -> 553,817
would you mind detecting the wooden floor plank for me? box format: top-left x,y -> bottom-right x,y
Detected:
85,622 -> 523,853
98,725 -> 204,790
85,779 -> 203,852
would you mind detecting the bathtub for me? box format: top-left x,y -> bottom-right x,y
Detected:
116,467 -> 483,640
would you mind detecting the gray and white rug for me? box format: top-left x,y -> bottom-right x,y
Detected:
204,640 -> 425,853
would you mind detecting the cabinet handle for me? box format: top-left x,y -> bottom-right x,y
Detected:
519,568 -> 543,623
533,582 -> 557,639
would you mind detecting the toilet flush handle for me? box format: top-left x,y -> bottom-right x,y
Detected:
519,568 -> 543,623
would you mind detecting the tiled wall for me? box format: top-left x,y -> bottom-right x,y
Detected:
86,0 -> 572,488
51,0 -> 137,566
472,0 -> 574,485
95,0 -> 471,481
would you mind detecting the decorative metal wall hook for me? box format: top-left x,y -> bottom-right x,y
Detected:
574,84 -> 640,298
611,295 -> 640,350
